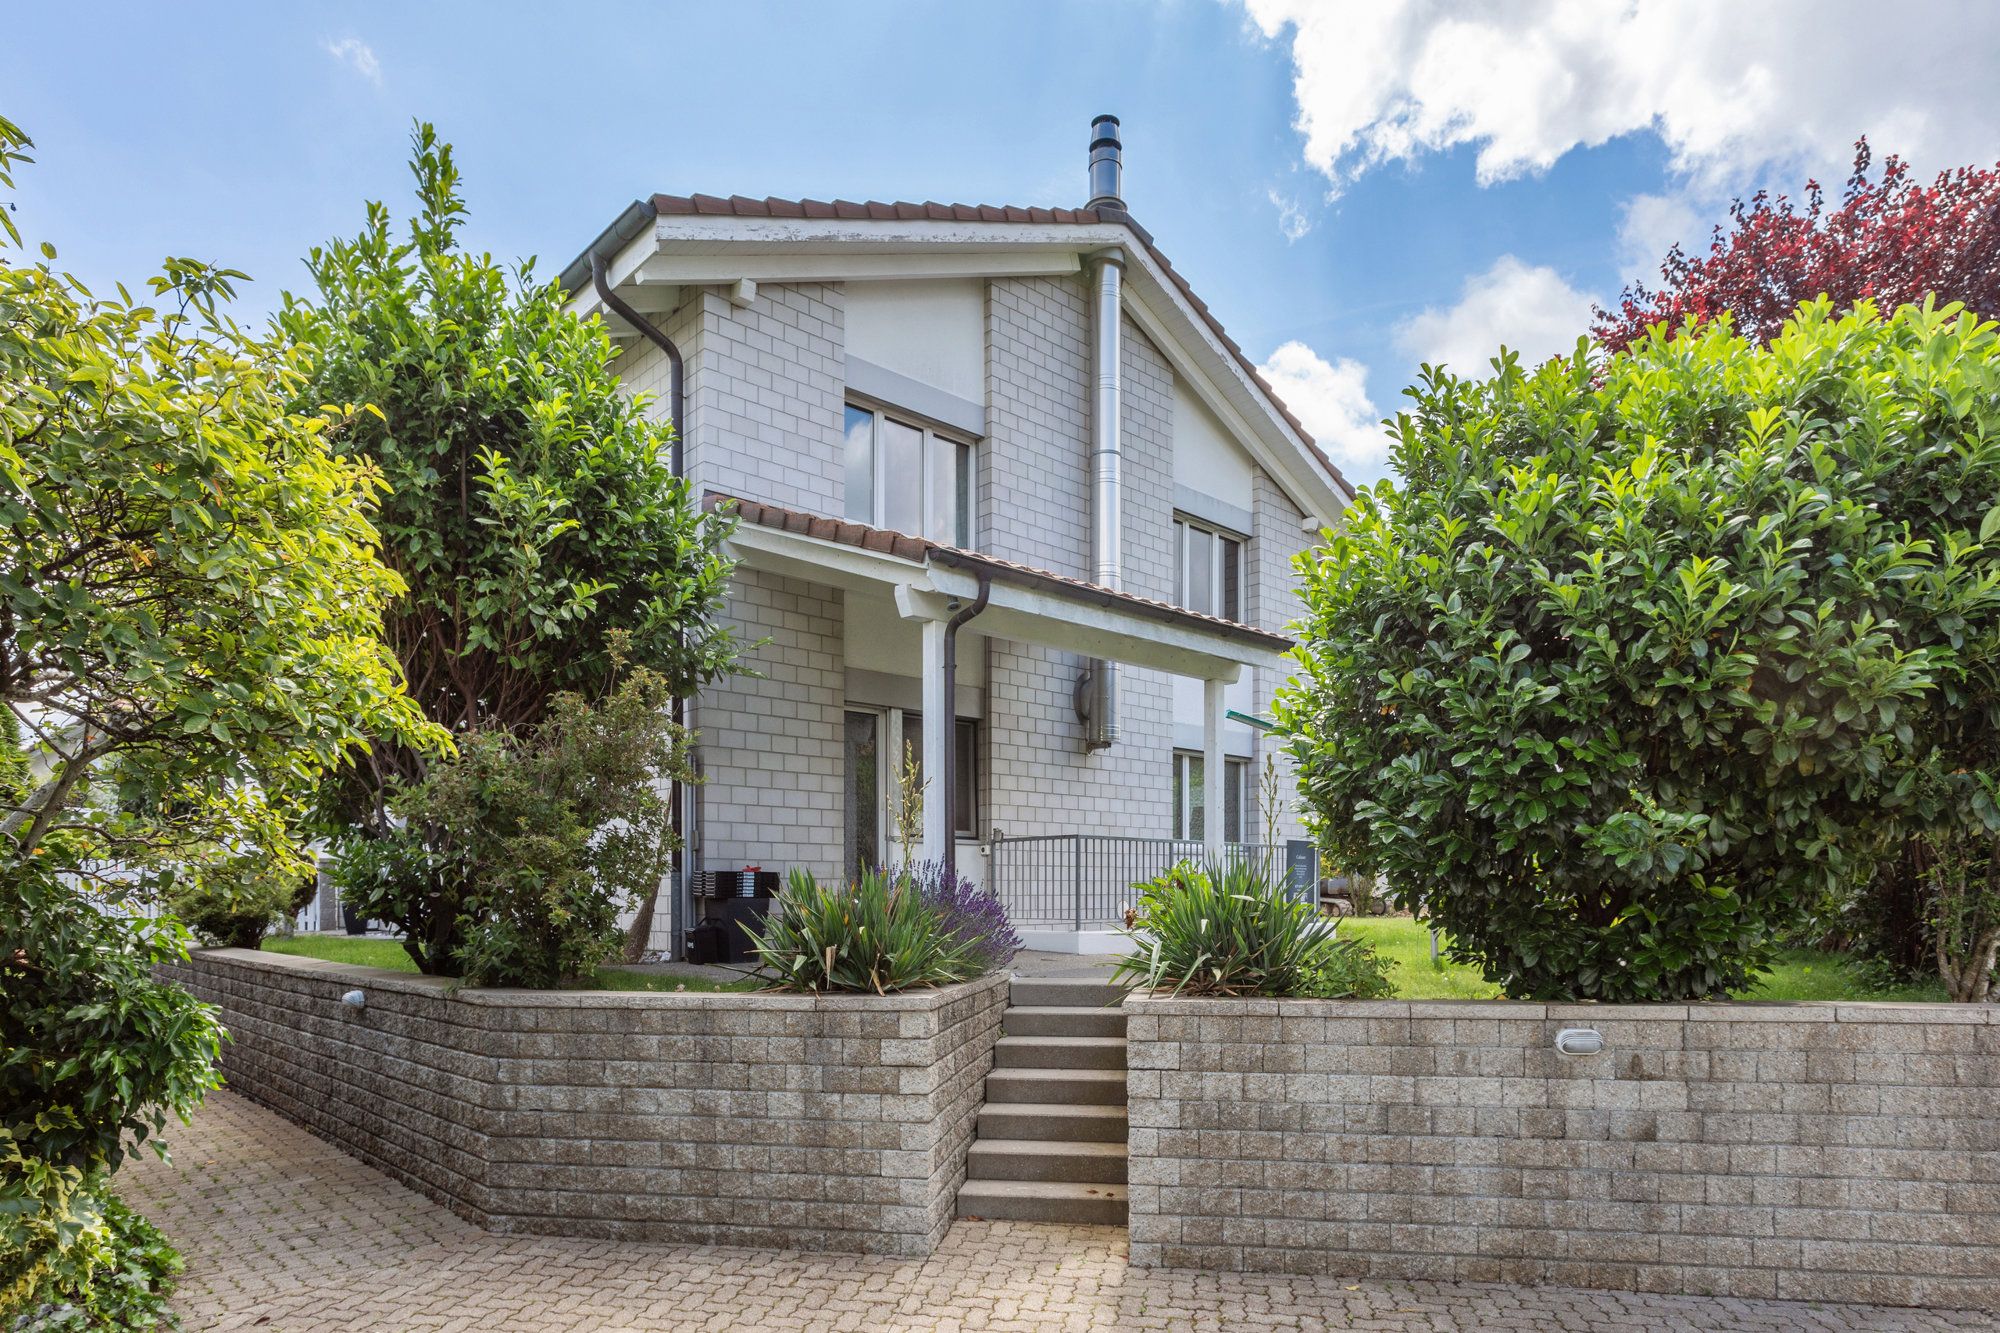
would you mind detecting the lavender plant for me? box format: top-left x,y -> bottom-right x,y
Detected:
908,861 -> 1022,972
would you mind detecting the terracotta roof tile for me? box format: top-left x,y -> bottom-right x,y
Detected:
704,490 -> 1292,651
643,193 -> 1350,498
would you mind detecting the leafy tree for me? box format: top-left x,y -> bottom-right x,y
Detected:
1597,139 -> 2000,352
0,113 -> 438,1317
279,124 -> 737,826
1278,301 -> 2000,1001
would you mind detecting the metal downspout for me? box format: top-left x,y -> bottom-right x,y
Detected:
591,251 -> 693,956
939,568 -> 991,879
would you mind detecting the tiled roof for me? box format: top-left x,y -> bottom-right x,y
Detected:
654,194 -> 1110,225
649,195 -> 1352,499
706,491 -> 1294,651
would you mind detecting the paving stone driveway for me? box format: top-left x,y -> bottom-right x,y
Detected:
123,1091 -> 1991,1332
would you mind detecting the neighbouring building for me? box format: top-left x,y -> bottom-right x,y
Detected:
561,116 -> 1353,953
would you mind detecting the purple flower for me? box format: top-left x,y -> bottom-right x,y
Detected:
899,860 -> 1022,971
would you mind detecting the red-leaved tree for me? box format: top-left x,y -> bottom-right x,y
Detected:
1595,139 -> 2000,352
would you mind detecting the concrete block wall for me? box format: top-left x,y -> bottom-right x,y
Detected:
981,275 -> 1178,841
692,283 -> 847,515
618,281 -> 847,517
163,949 -> 1009,1256
695,566 -> 846,880
1123,996 -> 2000,1310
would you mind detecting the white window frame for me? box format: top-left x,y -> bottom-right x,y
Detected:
1173,515 -> 1244,622
844,400 -> 977,547
1171,751 -> 1248,844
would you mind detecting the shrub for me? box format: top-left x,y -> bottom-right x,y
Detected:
1112,860 -> 1392,999
1,874 -> 221,1321
909,861 -> 1022,973
1278,300 -> 2000,1001
10,1190 -> 181,1331
748,868 -> 992,993
167,856 -> 310,949
332,660 -> 689,986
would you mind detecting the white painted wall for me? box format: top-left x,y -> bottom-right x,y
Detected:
843,278 -> 987,403
844,591 -> 987,690
1172,375 -> 1255,513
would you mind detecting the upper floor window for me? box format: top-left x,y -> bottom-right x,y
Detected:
1174,516 -> 1243,621
844,403 -> 973,546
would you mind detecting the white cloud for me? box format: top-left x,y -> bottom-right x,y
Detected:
1394,256 -> 1597,375
1257,341 -> 1394,482
323,37 -> 382,86
1615,191 -> 1703,286
1267,189 -> 1312,241
1241,0 -> 2000,193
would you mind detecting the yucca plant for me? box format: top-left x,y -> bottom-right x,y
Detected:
1112,859 -> 1392,999
747,867 -> 991,994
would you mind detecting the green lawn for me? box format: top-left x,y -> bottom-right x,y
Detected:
1333,916 -> 1948,1003
258,934 -> 758,993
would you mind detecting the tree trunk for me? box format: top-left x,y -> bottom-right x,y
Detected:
622,889 -> 658,965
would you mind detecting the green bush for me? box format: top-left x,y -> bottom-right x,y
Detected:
10,1190 -> 181,1331
748,868 -> 992,994
2,874 -> 221,1320
1277,300 -> 2000,1001
166,856 -> 310,950
332,660 -> 689,987
1112,860 -> 1393,999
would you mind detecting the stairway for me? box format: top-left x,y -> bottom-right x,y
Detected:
956,976 -> 1128,1226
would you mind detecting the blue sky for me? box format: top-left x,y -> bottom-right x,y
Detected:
9,1 -> 1999,486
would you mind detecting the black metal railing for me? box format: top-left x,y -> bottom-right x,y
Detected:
986,835 -> 1315,928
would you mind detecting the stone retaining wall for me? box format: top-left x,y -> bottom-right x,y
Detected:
164,949 -> 1008,1255
1124,996 -> 2000,1310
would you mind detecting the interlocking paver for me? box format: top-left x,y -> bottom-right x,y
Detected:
120,1091 -> 1994,1332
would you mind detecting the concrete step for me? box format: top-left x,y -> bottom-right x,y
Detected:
977,1101 -> 1128,1144
1003,1006 -> 1127,1039
993,1035 -> 1126,1071
1008,977 -> 1125,1009
967,1138 -> 1128,1185
983,1067 -> 1126,1106
957,1179 -> 1127,1225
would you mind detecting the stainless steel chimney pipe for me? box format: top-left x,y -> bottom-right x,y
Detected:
1082,115 -> 1125,750
1086,114 -> 1122,210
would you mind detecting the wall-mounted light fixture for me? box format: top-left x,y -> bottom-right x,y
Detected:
341,989 -> 367,1010
1554,1027 -> 1603,1056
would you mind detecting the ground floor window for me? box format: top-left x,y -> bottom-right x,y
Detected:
1171,751 -> 1248,843
845,706 -> 979,879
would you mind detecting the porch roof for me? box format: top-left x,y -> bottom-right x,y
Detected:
707,491 -> 1293,681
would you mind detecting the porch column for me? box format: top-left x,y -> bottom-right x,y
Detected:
920,616 -> 950,864
1203,676 -> 1226,857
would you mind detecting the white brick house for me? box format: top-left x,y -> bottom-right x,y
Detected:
561,119 -> 1354,953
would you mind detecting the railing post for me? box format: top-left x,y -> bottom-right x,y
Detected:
1073,835 -> 1084,932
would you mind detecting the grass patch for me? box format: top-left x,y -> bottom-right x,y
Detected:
1732,949 -> 1948,1004
1332,917 -> 1949,1003
258,934 -> 758,993
1336,917 -> 1502,1000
